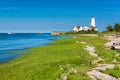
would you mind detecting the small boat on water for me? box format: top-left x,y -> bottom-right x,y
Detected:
7,32 -> 14,34
7,33 -> 12,34
37,32 -> 43,34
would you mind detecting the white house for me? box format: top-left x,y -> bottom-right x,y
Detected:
82,26 -> 90,31
72,26 -> 82,32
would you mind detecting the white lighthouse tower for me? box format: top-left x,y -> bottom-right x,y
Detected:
91,16 -> 96,27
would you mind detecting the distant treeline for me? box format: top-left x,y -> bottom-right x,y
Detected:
105,23 -> 120,32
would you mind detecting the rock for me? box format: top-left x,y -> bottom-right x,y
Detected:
69,68 -> 77,74
87,70 -> 117,80
91,60 -> 100,65
63,74 -> 68,80
73,36 -> 77,38
97,57 -> 103,61
112,59 -> 117,63
111,45 -> 120,50
91,57 -> 103,65
94,64 -> 115,71
75,41 -> 80,43
61,73 -> 68,80
114,46 -> 120,50
104,36 -> 120,50
80,41 -> 87,44
115,54 -> 120,57
85,46 -> 98,57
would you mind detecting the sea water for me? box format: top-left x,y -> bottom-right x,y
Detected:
0,33 -> 70,63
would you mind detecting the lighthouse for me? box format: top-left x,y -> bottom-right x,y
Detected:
72,16 -> 98,32
91,16 -> 96,27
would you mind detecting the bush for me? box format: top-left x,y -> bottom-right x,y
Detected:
65,30 -> 99,35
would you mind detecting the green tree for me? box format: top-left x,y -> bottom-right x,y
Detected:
106,25 -> 113,31
114,23 -> 120,32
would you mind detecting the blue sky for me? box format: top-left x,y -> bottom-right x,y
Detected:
0,0 -> 120,33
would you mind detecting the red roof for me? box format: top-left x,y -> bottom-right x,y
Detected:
74,26 -> 80,29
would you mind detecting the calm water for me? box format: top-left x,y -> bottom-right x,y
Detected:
0,33 -> 70,63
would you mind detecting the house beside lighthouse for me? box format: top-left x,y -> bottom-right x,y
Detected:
72,26 -> 82,32
72,16 -> 98,32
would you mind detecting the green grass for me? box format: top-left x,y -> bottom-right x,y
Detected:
100,31 -> 120,36
102,66 -> 120,78
0,36 -> 120,80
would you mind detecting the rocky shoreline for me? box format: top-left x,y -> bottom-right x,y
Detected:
104,36 -> 120,50
85,44 -> 118,80
79,37 -> 120,80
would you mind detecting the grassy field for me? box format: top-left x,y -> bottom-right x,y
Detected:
0,36 -> 120,80
100,31 -> 120,36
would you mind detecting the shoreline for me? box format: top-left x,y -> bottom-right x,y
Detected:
0,36 -> 120,80
0,34 -> 72,64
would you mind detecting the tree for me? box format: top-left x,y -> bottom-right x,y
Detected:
106,25 -> 113,31
114,23 -> 120,32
